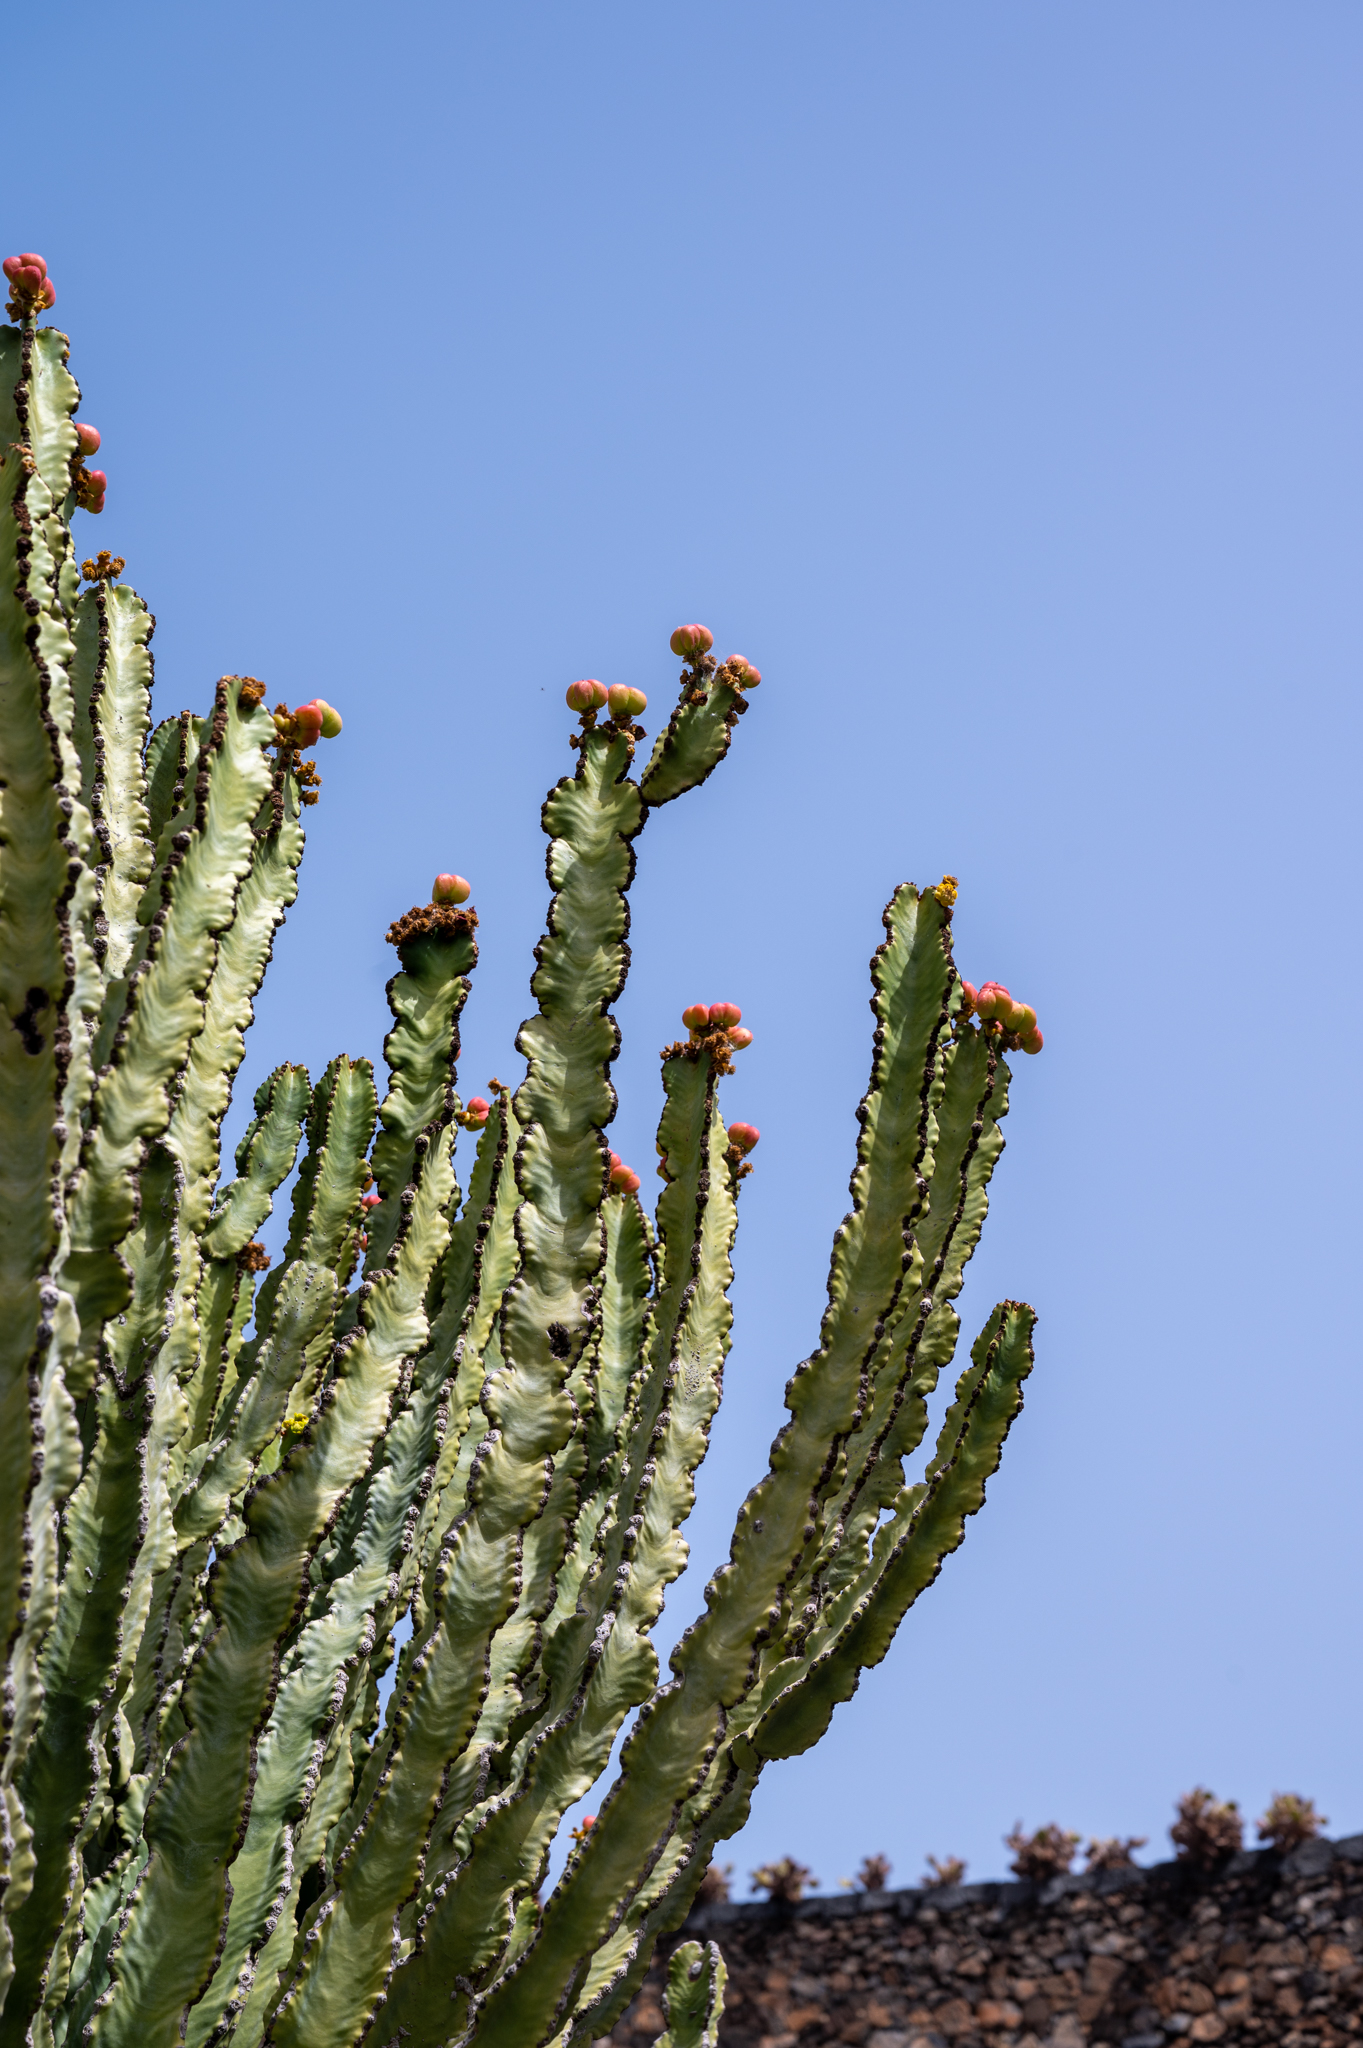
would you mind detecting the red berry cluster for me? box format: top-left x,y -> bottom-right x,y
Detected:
272,697 -> 342,748
3,251 -> 56,318
69,422 -> 107,513
959,980 -> 1043,1055
607,1151 -> 641,1196
682,1001 -> 753,1051
669,623 -> 761,688
670,623 -> 714,661
565,680 -> 648,721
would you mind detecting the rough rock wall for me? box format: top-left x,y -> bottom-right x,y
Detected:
606,1833 -> 1363,2048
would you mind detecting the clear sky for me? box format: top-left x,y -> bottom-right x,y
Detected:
12,1 -> 1362,1892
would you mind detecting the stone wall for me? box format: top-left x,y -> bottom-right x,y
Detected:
606,1833 -> 1363,2048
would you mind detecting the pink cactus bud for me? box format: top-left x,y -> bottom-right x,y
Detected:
76,422 -> 101,455
85,468 -> 107,496
708,1002 -> 742,1029
607,683 -> 648,718
669,623 -> 714,660
566,679 -> 609,712
974,981 -> 1012,1023
292,703 -> 324,747
728,1122 -> 760,1155
609,1161 -> 641,1194
18,254 -> 47,278
432,873 -> 472,905
1,258 -> 20,281
40,279 -> 55,308
958,980 -> 978,1015
1019,1026 -> 1043,1055
608,1151 -> 621,1171
727,1026 -> 754,1050
17,265 -> 43,294
728,656 -> 762,686
360,1190 -> 381,1209
464,1095 -> 490,1122
311,697 -> 342,738
681,1003 -> 710,1031
1008,1001 -> 1037,1037
357,1232 -> 369,1249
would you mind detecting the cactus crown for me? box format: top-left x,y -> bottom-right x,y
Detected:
0,267 -> 1039,2048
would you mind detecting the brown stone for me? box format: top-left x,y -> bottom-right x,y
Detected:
1083,1955 -> 1123,1997
1188,2019 -> 1227,2043
933,1999 -> 973,2036
975,2000 -> 1021,2029
1321,1944 -> 1355,1973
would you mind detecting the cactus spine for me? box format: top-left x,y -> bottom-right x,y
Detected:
0,267 -> 1039,2048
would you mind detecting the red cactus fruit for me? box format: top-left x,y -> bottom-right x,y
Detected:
309,697 -> 342,738
360,1190 -> 382,1209
609,1161 -> 641,1194
607,683 -> 648,719
708,1002 -> 742,1029
1019,1026 -> 1043,1055
1,259 -> 20,281
608,1151 -> 621,1172
958,981 -> 978,1015
18,253 -> 47,276
974,982 -> 1012,1023
291,703 -> 324,747
75,422 -> 101,456
669,623 -> 714,660
728,1122 -> 760,1155
464,1095 -> 491,1122
1009,1001 -> 1037,1037
728,656 -> 762,686
40,279 -> 55,307
566,679 -> 609,712
681,1003 -> 710,1032
432,873 -> 472,905
727,1025 -> 754,1049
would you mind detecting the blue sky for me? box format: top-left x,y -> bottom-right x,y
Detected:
13,1 -> 1363,1890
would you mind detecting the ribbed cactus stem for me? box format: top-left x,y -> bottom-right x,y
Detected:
0,292 -> 1044,2048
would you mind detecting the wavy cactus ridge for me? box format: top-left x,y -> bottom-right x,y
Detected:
0,290 -> 1042,2048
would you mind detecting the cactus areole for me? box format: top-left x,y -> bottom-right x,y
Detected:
0,266 -> 1039,2048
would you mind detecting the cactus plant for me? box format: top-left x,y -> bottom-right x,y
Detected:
0,264 -> 1039,2048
